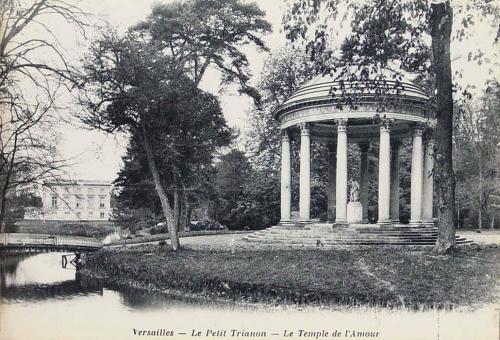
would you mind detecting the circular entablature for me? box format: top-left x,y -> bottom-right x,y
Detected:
274,68 -> 433,137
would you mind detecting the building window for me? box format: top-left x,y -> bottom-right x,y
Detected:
76,195 -> 82,209
76,212 -> 81,218
88,211 -> 93,218
100,212 -> 105,219
99,196 -> 106,209
51,195 -> 58,208
87,196 -> 94,209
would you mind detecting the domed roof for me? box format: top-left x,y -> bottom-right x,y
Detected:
274,67 -> 431,119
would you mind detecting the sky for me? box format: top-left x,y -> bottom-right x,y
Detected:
24,0 -> 498,182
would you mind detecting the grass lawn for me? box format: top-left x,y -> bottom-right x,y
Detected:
81,244 -> 499,309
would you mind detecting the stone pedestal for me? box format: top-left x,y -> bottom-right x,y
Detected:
347,202 -> 363,223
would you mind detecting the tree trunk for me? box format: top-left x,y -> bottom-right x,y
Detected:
0,193 -> 6,233
173,185 -> 179,230
478,152 -> 483,230
178,183 -> 188,231
430,2 -> 456,253
140,131 -> 180,250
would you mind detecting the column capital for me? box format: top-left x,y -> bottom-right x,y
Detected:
298,122 -> 311,136
281,129 -> 290,142
335,118 -> 348,132
379,118 -> 394,132
411,122 -> 426,136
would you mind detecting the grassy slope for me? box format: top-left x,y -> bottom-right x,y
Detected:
82,245 -> 499,308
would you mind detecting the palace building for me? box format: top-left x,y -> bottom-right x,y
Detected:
24,180 -> 112,221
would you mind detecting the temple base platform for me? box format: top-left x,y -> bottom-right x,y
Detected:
242,223 -> 472,247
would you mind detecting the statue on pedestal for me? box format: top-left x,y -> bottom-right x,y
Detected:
347,179 -> 362,223
349,179 -> 360,202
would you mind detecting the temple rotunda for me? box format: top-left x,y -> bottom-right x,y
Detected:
244,68 -> 471,246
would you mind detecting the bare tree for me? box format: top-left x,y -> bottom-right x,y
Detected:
0,0 -> 87,230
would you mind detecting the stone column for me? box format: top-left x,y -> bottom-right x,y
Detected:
280,130 -> 292,223
410,125 -> 424,224
335,119 -> 348,225
327,142 -> 337,222
299,123 -> 311,222
359,143 -> 370,223
390,140 -> 401,223
422,138 -> 434,224
378,119 -> 392,224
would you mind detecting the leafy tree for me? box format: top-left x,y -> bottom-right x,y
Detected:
78,34 -> 230,250
112,125 -> 227,233
454,85 -> 500,229
213,149 -> 252,229
282,0 -> 498,253
133,0 -> 271,97
125,0 -> 271,226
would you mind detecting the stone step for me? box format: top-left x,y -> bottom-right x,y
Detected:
251,231 -> 441,238
247,231 -> 465,238
243,239 -> 473,246
244,236 -> 468,244
243,223 -> 471,247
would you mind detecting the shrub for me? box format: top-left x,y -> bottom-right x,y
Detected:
190,219 -> 227,231
4,224 -> 19,233
111,207 -> 157,234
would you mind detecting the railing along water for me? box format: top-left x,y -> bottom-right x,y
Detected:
0,233 -> 102,251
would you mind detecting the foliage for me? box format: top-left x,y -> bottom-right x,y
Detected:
243,47 -> 314,226
112,207 -> 158,234
132,0 -> 271,98
80,1 -> 270,246
78,31 -> 235,249
213,149 -> 253,229
454,85 -> 500,228
12,221 -> 115,238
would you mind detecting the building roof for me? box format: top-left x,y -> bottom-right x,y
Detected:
274,67 -> 431,119
44,179 -> 112,187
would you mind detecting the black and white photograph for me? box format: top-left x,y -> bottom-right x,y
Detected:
0,0 -> 499,339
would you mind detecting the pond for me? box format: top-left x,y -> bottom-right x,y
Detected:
0,253 -> 497,340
